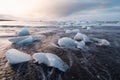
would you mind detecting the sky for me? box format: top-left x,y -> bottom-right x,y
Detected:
0,0 -> 120,21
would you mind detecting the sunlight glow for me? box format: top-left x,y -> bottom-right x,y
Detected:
0,0 -> 42,18
0,0 -> 69,19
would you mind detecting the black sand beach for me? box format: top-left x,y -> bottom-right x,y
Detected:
0,25 -> 120,80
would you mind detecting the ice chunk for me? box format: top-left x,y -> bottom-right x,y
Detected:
58,37 -> 77,48
72,29 -> 80,33
17,28 -> 30,36
91,38 -> 101,43
75,41 -> 85,49
32,53 -> 50,65
9,36 -> 29,43
9,36 -> 42,43
74,33 -> 91,43
45,53 -> 69,72
97,39 -> 110,46
65,29 -> 80,34
74,33 -> 84,41
86,26 -> 91,30
32,53 -> 69,72
82,34 -> 91,42
65,30 -> 72,33
16,36 -> 33,47
6,49 -> 32,64
32,36 -> 42,41
81,25 -> 87,29
91,38 -> 110,46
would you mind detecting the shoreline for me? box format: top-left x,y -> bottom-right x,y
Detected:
0,25 -> 120,80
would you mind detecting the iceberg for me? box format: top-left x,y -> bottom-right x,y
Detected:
6,49 -> 32,64
32,53 -> 69,72
16,36 -> 33,47
58,37 -> 77,48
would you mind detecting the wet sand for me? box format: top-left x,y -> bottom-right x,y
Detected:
0,26 -> 120,80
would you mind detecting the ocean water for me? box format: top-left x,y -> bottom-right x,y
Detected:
0,21 -> 57,26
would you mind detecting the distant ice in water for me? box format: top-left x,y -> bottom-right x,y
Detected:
65,30 -> 72,33
86,26 -> 91,30
72,29 -> 80,33
33,53 -> 69,72
65,29 -> 80,34
81,25 -> 87,29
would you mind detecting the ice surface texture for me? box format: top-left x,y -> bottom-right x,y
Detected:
33,53 -> 69,72
58,37 -> 77,48
6,49 -> 32,64
6,49 -> 69,72
74,33 -> 91,42
17,28 -> 30,36
9,36 -> 42,47
65,29 -> 80,34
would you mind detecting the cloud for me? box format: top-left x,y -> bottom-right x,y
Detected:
25,0 -> 120,20
0,0 -> 120,20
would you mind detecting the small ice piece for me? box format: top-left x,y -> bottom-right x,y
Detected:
74,33 -> 84,41
82,34 -> 91,42
17,28 -> 30,36
74,33 -> 91,42
65,29 -> 79,34
75,41 -> 85,49
6,49 -> 32,64
59,26 -> 64,28
91,38 -> 101,43
16,36 -> 33,47
9,36 -> 29,43
58,37 -> 77,48
81,25 -> 87,29
32,36 -> 42,41
32,53 -> 69,72
86,27 -> 91,30
91,38 -> 110,46
72,29 -> 80,33
32,53 -> 50,65
97,39 -> 110,46
65,30 -> 72,33
9,36 -> 42,45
